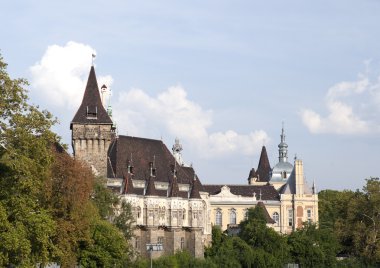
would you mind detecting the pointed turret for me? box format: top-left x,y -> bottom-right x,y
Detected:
256,146 -> 271,182
169,173 -> 180,197
190,175 -> 202,199
256,201 -> 276,224
70,66 -> 115,177
71,66 -> 113,127
145,176 -> 157,196
122,173 -> 134,194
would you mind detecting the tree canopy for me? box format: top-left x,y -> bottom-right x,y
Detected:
0,54 -> 134,267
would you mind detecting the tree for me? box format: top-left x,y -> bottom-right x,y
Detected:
0,53 -> 58,267
287,223 -> 340,267
239,206 -> 289,267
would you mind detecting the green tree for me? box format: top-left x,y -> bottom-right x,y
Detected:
0,53 -> 58,267
288,223 -> 340,267
239,206 -> 289,267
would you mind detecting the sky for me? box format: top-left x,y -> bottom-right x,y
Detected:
2,0 -> 380,191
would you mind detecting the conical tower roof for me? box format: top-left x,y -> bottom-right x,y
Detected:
145,175 -> 157,196
70,66 -> 113,128
189,176 -> 202,199
122,173 -> 134,194
257,201 -> 276,224
256,146 -> 271,182
168,174 -> 180,197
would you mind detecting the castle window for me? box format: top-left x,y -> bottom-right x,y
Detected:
86,105 -> 98,119
230,209 -> 236,225
307,209 -> 312,223
183,209 -> 186,220
215,209 -> 222,226
158,236 -> 164,245
272,212 -> 279,226
137,206 -> 141,218
135,236 -> 140,249
180,237 -> 185,249
288,209 -> 293,227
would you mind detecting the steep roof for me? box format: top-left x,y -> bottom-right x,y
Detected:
256,201 -> 276,224
189,176 -> 202,199
256,146 -> 271,182
202,184 -> 280,201
71,66 -> 113,128
122,173 -> 134,194
145,176 -> 157,196
280,160 -> 312,195
168,174 -> 180,197
107,135 -> 197,185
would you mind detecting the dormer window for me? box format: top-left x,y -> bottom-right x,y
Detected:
86,106 -> 98,119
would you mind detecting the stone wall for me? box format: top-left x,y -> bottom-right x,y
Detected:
72,123 -> 114,177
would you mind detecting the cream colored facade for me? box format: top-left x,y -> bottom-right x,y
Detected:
207,160 -> 318,234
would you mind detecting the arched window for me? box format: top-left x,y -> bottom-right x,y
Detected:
137,206 -> 141,218
272,212 -> 279,226
230,209 -> 237,225
215,209 -> 222,226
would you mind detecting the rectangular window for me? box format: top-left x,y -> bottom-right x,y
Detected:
288,209 -> 293,227
216,209 -> 222,226
307,209 -> 312,222
158,236 -> 164,245
135,236 -> 140,249
180,237 -> 185,249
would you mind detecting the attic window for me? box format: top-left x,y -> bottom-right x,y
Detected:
86,106 -> 98,119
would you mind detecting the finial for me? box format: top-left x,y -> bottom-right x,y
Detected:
312,180 -> 317,194
91,53 -> 96,66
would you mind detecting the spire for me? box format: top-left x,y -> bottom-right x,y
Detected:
172,137 -> 184,166
122,173 -> 134,194
190,175 -> 202,199
70,66 -> 113,128
168,168 -> 179,197
278,123 -> 289,163
145,159 -> 157,196
312,180 -> 317,194
256,146 -> 271,182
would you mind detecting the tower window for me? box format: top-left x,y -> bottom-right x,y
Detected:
86,106 -> 98,119
180,237 -> 185,249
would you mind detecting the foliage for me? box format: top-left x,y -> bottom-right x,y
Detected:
0,54 -> 135,267
132,250 -> 217,268
0,53 -> 58,267
319,178 -> 380,266
287,222 -> 340,267
239,206 -> 290,266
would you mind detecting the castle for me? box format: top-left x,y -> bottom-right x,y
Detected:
71,66 -> 318,258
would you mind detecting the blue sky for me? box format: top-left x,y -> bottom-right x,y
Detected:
2,1 -> 380,190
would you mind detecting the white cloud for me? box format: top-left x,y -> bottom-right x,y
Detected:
30,42 -> 268,158
114,86 -> 268,158
30,41 -> 112,110
301,69 -> 380,135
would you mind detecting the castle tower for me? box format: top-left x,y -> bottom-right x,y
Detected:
70,66 -> 115,177
270,124 -> 294,189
